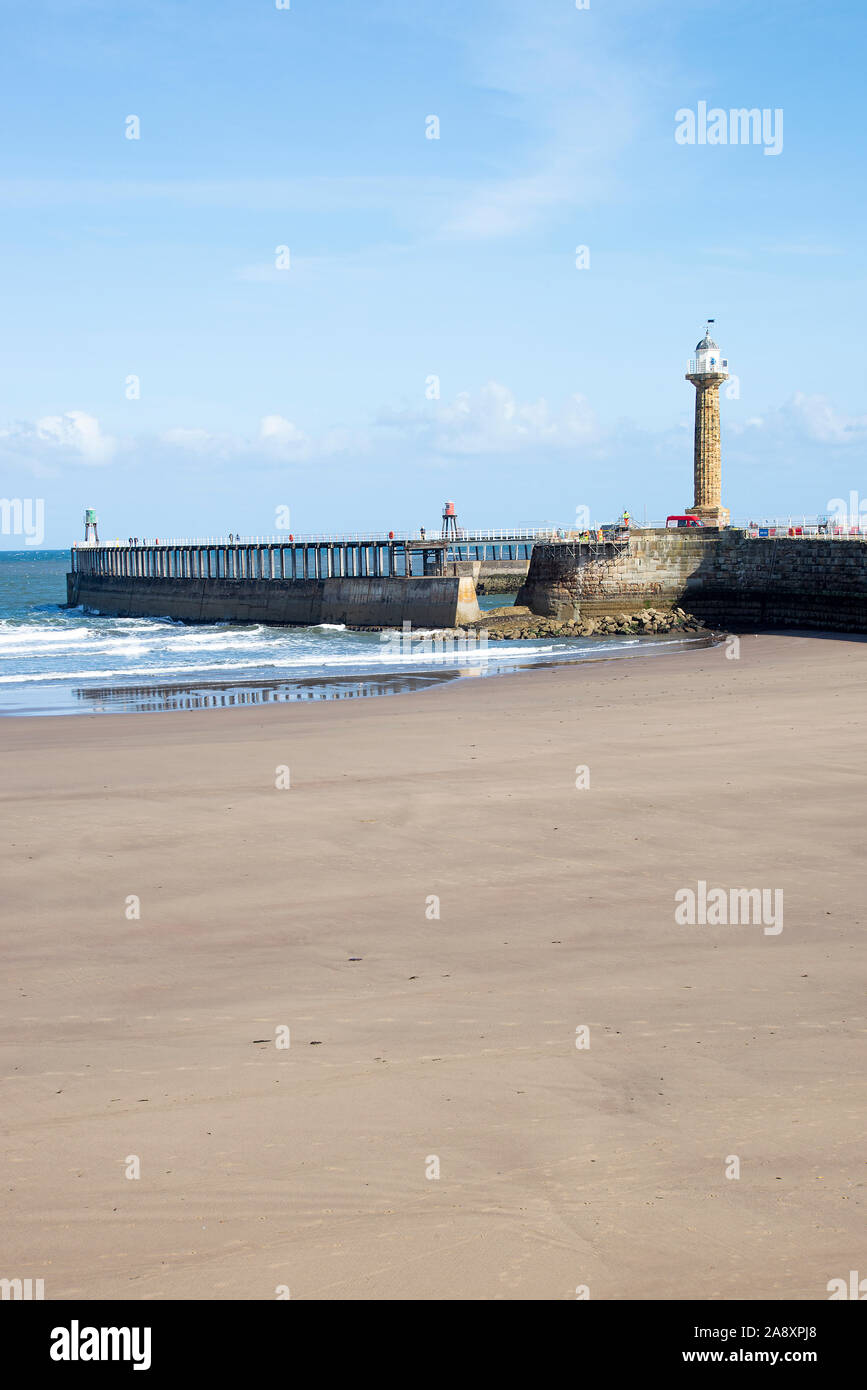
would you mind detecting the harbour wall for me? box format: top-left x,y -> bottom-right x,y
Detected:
518,530 -> 867,631
444,558 -> 527,593
477,559 -> 530,593
66,572 -> 481,629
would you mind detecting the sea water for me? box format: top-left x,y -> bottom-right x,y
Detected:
0,551 -> 707,715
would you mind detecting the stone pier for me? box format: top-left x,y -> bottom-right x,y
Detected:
518,530 -> 867,632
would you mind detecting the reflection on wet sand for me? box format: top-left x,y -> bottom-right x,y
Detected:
73,671 -> 460,714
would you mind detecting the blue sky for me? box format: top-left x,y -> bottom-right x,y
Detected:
0,0 -> 865,544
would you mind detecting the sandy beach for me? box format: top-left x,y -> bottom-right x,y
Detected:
2,633 -> 865,1301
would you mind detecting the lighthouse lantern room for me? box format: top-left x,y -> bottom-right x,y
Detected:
688,320 -> 729,377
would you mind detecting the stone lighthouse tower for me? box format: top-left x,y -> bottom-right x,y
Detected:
685,321 -> 729,527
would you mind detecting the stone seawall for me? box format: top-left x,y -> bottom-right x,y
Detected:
477,572 -> 526,595
518,531 -> 867,632
447,559 -> 529,590
66,573 -> 481,629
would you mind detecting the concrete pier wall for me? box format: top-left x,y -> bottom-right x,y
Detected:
67,573 -> 481,629
477,559 -> 530,594
518,530 -> 867,632
449,558 -> 529,585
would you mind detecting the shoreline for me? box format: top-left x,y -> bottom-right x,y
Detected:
2,632 -> 865,1300
0,629 -> 720,717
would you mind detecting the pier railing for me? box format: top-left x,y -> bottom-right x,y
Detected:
626,518 -> 867,539
734,518 -> 867,539
70,526 -> 570,578
74,527 -> 561,547
70,539 -> 449,582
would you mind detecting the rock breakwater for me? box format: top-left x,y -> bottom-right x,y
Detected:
457,605 -> 707,641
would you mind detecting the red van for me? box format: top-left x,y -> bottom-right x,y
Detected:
666,515 -> 704,528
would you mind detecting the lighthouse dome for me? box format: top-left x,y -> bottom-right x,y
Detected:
695,331 -> 719,351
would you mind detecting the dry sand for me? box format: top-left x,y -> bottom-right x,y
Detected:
1,634 -> 865,1300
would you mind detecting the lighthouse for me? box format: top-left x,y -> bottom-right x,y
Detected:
685,322 -> 729,527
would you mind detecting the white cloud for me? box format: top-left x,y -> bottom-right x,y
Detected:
259,415 -> 311,458
36,411 -> 115,463
786,392 -> 867,445
0,410 -> 116,470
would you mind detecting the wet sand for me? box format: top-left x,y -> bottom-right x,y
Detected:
1,633 -> 865,1300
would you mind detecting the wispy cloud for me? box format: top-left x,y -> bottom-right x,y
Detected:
0,13 -> 641,250
377,382 -> 601,454
436,5 -> 641,240
160,414 -> 369,464
730,393 -> 867,446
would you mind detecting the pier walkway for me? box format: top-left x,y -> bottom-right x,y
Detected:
70,529 -> 562,581
72,538 -> 446,581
